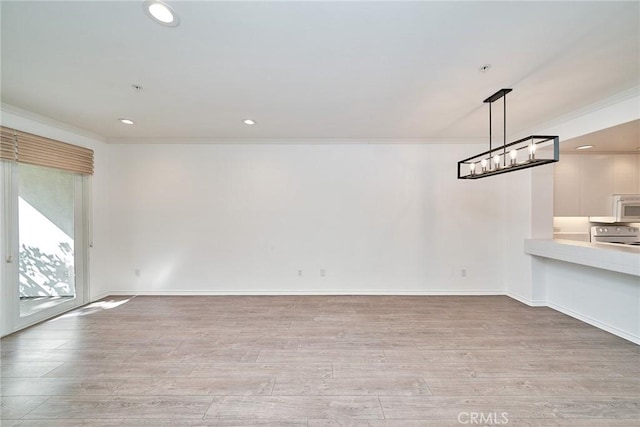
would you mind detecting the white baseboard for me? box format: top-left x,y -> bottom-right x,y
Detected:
103,289 -> 505,296
547,301 -> 640,345
89,292 -> 112,302
505,292 -> 546,307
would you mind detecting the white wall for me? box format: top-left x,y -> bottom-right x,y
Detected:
502,168 -> 535,304
105,142 -> 510,295
0,105 -> 531,314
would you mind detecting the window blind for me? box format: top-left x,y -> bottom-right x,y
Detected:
0,127 -> 17,162
0,126 -> 94,175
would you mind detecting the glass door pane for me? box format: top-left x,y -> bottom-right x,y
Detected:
18,163 -> 76,318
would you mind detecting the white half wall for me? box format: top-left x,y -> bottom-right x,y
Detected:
105,142 -> 510,295
543,259 -> 640,344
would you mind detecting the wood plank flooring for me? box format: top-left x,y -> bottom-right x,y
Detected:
1,295 -> 639,426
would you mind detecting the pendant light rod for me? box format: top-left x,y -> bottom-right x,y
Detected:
484,88 -> 512,169
489,100 -> 492,167
503,92 -> 507,167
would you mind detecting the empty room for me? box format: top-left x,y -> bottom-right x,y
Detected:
1,1 -> 639,426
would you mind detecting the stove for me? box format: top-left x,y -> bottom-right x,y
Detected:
591,225 -> 640,246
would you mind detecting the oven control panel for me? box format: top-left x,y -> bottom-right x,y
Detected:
592,226 -> 638,237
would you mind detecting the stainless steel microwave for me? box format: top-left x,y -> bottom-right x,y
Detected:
614,194 -> 640,222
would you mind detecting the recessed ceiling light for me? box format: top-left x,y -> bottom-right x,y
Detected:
575,145 -> 593,150
144,0 -> 180,27
243,119 -> 256,125
119,118 -> 135,125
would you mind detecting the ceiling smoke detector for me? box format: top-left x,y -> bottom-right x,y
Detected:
144,0 -> 180,27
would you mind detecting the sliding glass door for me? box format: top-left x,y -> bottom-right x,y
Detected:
2,161 -> 89,332
18,163 -> 80,318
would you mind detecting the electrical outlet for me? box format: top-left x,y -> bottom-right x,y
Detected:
320,269 -> 326,277
461,269 -> 467,278
135,269 -> 141,277
298,270 -> 302,277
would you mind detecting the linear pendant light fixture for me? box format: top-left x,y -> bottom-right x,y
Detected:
457,88 -> 559,179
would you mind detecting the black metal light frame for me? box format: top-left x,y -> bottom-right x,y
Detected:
457,89 -> 559,180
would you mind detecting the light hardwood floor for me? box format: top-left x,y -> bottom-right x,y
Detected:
1,295 -> 639,426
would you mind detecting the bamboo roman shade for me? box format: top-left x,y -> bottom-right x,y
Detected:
0,126 -> 94,175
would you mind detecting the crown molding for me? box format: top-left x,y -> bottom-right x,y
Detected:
106,137 -> 485,145
0,103 -> 108,143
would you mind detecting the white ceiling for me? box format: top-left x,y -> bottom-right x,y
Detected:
1,1 -> 638,143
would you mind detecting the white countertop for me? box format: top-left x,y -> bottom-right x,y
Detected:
525,239 -> 640,277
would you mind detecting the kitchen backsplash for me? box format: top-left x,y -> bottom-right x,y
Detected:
553,217 -> 591,242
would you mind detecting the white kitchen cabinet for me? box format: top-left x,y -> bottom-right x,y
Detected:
579,154 -> 613,216
613,154 -> 640,194
553,155 -> 580,216
554,153 -> 640,216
